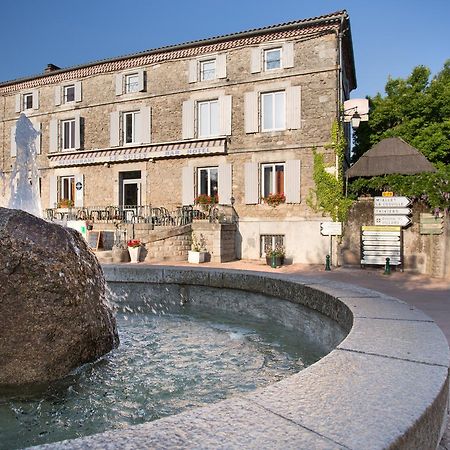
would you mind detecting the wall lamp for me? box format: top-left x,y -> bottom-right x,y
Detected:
342,99 -> 369,130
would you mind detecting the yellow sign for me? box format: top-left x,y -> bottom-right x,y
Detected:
362,226 -> 401,232
382,191 -> 394,197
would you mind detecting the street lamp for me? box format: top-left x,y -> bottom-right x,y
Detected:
342,99 -> 369,129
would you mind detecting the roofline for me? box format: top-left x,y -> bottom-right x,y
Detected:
0,10 -> 348,88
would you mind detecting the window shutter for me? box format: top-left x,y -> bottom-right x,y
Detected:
182,166 -> 195,206
286,86 -> 301,130
285,159 -> 301,203
188,60 -> 198,83
75,81 -> 82,102
31,121 -> 41,155
54,86 -> 61,106
15,94 -> 21,113
182,100 -> 195,140
216,54 -> 227,79
115,74 -> 123,96
110,111 -> 120,147
74,114 -> 81,150
218,163 -> 232,205
250,48 -> 261,73
137,70 -> 145,92
283,42 -> 294,68
32,90 -> 39,110
49,176 -> 58,208
10,125 -> 17,157
244,162 -> 259,204
140,106 -> 151,144
49,119 -> 58,153
219,95 -> 232,136
74,174 -> 84,207
244,92 -> 258,133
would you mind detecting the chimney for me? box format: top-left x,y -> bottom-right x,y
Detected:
44,63 -> 61,73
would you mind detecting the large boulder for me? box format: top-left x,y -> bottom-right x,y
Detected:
0,207 -> 119,385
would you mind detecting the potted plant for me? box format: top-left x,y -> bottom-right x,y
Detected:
194,194 -> 218,210
127,239 -> 142,263
262,193 -> 286,207
57,199 -> 73,209
188,232 -> 208,263
265,246 -> 285,267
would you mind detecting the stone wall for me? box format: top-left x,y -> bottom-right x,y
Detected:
143,225 -> 191,261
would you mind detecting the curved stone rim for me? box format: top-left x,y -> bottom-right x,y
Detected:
37,265 -> 449,449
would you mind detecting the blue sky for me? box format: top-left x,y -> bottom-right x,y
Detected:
1,0 -> 449,99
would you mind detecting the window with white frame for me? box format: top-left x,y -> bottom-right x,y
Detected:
200,59 -> 216,81
264,48 -> 282,71
23,93 -> 33,110
64,85 -> 75,103
58,175 -> 75,204
260,234 -> 285,258
261,162 -> 285,198
125,73 -> 140,93
197,99 -> 219,137
197,167 -> 218,199
261,91 -> 285,132
62,119 -> 76,150
123,111 -> 140,144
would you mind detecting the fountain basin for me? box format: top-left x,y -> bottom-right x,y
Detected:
35,266 -> 449,449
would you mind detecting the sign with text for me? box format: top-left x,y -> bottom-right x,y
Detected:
419,213 -> 444,235
374,196 -> 411,207
361,226 -> 402,267
374,215 -> 411,226
320,221 -> 342,236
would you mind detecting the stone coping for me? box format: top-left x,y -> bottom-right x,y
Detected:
35,265 -> 449,450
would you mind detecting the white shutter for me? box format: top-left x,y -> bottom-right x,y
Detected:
75,81 -> 82,102
74,174 -> 84,207
10,125 -> 17,157
115,74 -> 123,96
15,94 -> 21,113
286,86 -> 301,130
182,166 -> 195,206
283,42 -> 294,68
285,159 -> 301,203
54,86 -> 61,106
139,106 -> 151,144
218,164 -> 232,205
137,70 -> 145,92
110,111 -> 120,147
182,100 -> 195,140
31,121 -> 41,155
32,90 -> 39,110
49,119 -> 58,153
244,92 -> 258,133
74,114 -> 81,150
188,60 -> 198,83
219,95 -> 232,136
216,54 -> 227,79
49,176 -> 58,208
250,48 -> 261,73
244,162 -> 259,204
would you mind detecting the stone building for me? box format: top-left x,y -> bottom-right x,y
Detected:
0,10 -> 356,263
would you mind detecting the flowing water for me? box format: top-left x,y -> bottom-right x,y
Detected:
0,304 -> 324,449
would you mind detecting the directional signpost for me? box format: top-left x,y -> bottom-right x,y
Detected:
419,213 -> 444,235
361,225 -> 403,269
373,196 -> 412,228
320,222 -> 342,269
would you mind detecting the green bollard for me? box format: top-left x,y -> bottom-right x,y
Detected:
325,255 -> 331,271
384,257 -> 391,275
271,254 -> 277,268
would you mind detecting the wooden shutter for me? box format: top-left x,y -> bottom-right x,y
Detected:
283,42 -> 294,68
219,95 -> 232,136
49,119 -> 58,153
216,54 -> 227,79
244,162 -> 259,204
15,94 -> 21,113
137,70 -> 145,92
10,125 -> 17,157
75,81 -> 82,102
182,166 -> 195,206
285,159 -> 301,203
110,111 -> 120,147
188,60 -> 198,83
74,174 -> 84,207
218,164 -> 232,205
286,86 -> 301,130
250,48 -> 261,73
244,92 -> 258,133
32,90 -> 39,110
182,100 -> 195,140
140,106 -> 151,144
115,74 -> 123,96
74,114 -> 81,150
54,86 -> 61,106
49,176 -> 58,208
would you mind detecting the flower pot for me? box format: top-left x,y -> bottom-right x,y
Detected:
188,250 -> 207,264
266,256 -> 284,267
128,246 -> 141,263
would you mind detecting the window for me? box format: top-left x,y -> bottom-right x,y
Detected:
58,176 -> 75,204
123,111 -> 139,144
64,85 -> 75,103
62,119 -> 76,150
260,235 -> 285,257
23,93 -> 33,110
125,73 -> 140,93
198,167 -> 218,198
200,59 -> 216,81
197,100 -> 219,137
261,163 -> 285,198
261,91 -> 285,131
264,48 -> 282,70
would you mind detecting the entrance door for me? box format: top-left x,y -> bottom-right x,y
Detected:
122,179 -> 141,206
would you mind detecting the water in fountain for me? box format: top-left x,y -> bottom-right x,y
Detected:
7,113 -> 42,218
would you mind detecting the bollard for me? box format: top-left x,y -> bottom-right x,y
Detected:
325,255 -> 331,271
383,257 -> 391,275
271,254 -> 277,268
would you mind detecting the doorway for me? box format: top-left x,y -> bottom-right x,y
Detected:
119,171 -> 142,207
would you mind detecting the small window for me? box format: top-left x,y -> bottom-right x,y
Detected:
23,93 -> 33,110
264,48 -> 282,71
125,73 -> 139,93
200,59 -> 216,81
62,119 -> 76,150
261,91 -> 285,131
197,100 -> 219,137
123,111 -> 139,144
260,234 -> 285,257
64,85 -> 75,103
58,175 -> 75,205
261,163 -> 285,198
197,167 -> 218,199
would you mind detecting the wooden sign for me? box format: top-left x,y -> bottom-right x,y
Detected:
87,231 -> 102,251
419,213 -> 444,235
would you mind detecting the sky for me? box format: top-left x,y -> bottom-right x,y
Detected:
1,0 -> 449,99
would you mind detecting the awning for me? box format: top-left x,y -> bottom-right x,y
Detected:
48,138 -> 227,167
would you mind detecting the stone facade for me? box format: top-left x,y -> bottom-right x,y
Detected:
0,11 -> 356,264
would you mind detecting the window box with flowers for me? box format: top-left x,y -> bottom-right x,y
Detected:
57,199 -> 74,209
127,239 -> 142,263
265,246 -> 285,267
262,193 -> 286,207
194,194 -> 218,210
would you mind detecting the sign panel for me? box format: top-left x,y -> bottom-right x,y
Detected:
374,207 -> 412,215
320,221 -> 342,236
361,226 -> 402,267
374,215 -> 411,226
374,196 -> 411,207
419,213 -> 444,235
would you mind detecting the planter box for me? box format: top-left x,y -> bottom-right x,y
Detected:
188,250 -> 207,264
266,256 -> 284,267
128,246 -> 141,263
